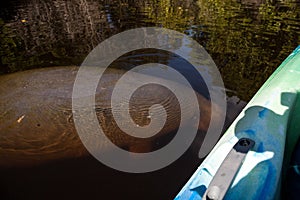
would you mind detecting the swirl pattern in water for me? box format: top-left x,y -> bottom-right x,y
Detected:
0,0 -> 299,199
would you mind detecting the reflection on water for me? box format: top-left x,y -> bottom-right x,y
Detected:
0,0 -> 299,199
0,0 -> 299,100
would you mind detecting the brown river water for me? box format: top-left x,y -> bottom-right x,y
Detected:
0,0 -> 299,199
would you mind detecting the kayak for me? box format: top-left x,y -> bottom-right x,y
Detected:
174,45 -> 300,200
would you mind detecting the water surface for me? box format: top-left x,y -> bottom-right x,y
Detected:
1,0 -> 299,100
0,0 -> 299,199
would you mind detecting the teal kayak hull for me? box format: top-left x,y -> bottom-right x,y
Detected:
175,45 -> 300,200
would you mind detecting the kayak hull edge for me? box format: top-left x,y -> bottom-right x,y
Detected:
175,45 -> 300,200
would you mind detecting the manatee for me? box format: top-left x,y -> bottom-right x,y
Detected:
0,66 -> 219,168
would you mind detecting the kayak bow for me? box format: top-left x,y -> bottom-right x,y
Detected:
175,45 -> 300,200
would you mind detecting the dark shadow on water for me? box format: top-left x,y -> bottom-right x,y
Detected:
0,137 -> 204,200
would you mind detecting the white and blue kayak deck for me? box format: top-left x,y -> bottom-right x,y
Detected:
175,46 -> 300,200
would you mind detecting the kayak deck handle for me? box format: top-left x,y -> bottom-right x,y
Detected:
203,138 -> 255,200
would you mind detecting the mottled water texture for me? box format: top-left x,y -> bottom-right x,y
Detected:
0,0 -> 298,199
1,0 -> 299,100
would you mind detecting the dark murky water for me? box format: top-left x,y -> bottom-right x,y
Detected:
1,0 -> 299,100
0,0 -> 299,199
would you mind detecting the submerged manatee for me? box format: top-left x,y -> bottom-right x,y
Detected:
0,66 -> 217,168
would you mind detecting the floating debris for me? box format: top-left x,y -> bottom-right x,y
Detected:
17,115 -> 25,123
